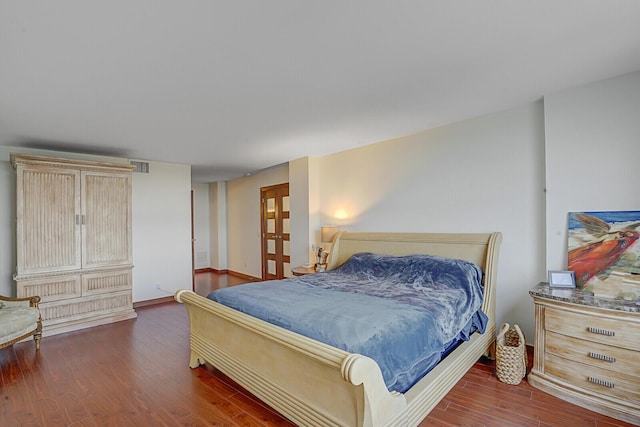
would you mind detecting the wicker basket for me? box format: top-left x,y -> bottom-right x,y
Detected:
496,323 -> 527,385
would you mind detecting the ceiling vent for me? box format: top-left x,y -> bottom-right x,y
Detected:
130,161 -> 149,173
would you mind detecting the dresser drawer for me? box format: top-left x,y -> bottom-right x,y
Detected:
546,331 -> 640,377
545,307 -> 640,351
545,353 -> 640,407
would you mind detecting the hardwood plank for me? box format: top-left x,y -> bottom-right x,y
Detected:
427,400 -> 537,427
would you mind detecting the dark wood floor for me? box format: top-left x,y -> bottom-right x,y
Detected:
0,272 -> 634,426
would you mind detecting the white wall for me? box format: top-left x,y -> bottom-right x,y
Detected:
0,153 -> 16,296
192,183 -> 211,269
131,160 -> 192,301
318,102 -> 547,341
209,181 -> 228,271
204,159 -> 315,275
545,71 -> 640,270
226,164 -> 289,279
289,156 -> 321,268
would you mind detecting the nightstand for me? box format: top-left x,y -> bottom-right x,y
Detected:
528,282 -> 640,425
291,266 -> 316,276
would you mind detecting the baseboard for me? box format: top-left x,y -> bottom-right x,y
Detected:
227,270 -> 262,282
195,267 -> 261,282
133,296 -> 175,308
194,267 -> 229,274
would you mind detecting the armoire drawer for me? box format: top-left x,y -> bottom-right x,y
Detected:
40,290 -> 134,326
545,307 -> 640,351
82,269 -> 133,296
16,274 -> 82,303
546,331 -> 640,377
545,352 -> 640,407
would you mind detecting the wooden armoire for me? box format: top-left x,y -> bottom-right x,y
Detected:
11,153 -> 137,336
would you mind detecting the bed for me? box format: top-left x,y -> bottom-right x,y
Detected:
175,231 -> 502,426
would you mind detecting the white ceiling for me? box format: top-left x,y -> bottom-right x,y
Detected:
2,1 -> 640,182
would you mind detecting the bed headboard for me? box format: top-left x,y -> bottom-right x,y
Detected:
326,231 -> 502,320
327,232 -> 500,269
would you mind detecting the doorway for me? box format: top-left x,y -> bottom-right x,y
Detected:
260,183 -> 291,280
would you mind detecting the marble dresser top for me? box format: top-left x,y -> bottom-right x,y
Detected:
530,282 -> 640,313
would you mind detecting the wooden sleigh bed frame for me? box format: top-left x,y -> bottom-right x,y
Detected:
175,231 -> 502,426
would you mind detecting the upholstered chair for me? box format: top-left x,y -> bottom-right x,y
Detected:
0,295 -> 42,350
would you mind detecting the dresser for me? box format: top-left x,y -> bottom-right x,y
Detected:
11,154 -> 137,336
528,282 -> 640,424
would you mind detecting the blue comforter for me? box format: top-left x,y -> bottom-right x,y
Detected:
208,252 -> 487,393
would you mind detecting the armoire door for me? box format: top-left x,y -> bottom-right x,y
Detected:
81,171 -> 132,269
15,165 -> 82,275
261,183 -> 291,280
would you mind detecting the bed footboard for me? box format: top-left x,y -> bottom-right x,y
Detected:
175,289 -> 408,427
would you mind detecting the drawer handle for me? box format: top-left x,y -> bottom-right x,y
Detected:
587,326 -> 615,336
588,352 -> 616,363
588,376 -> 615,388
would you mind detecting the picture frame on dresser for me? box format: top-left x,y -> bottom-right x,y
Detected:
548,270 -> 576,288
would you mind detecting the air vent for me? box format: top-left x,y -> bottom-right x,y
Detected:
130,161 -> 149,173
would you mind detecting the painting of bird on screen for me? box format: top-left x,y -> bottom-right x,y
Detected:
567,211 -> 640,287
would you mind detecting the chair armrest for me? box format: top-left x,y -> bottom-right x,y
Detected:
0,295 -> 41,309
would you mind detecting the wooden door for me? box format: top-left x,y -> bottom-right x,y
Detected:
261,183 -> 291,280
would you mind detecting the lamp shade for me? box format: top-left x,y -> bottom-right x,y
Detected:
321,226 -> 340,243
